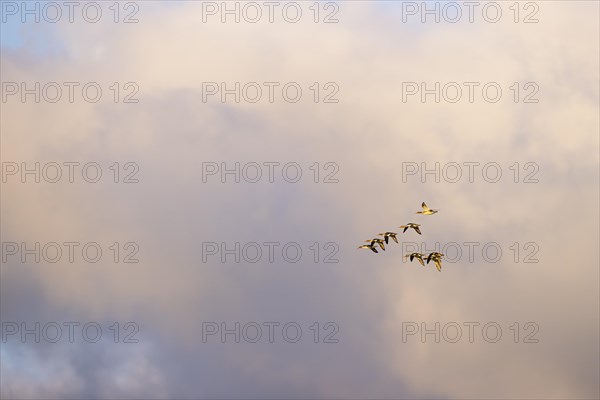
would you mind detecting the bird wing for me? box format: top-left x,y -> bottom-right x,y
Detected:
414,226 -> 422,235
421,202 -> 429,210
434,259 -> 442,272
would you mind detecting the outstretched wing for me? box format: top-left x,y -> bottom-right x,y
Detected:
414,226 -> 422,235
421,202 -> 430,211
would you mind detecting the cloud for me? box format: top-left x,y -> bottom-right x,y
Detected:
2,1 -> 598,399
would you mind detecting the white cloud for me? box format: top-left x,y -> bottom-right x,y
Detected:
2,1 -> 598,398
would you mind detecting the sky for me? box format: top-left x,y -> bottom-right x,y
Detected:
1,1 -> 599,399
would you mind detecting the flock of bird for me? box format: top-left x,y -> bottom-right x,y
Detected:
357,202 -> 446,272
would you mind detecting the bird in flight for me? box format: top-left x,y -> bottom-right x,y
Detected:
399,223 -> 422,235
378,232 -> 398,244
404,252 -> 426,266
426,252 -> 444,272
365,238 -> 386,251
416,202 -> 438,215
358,243 -> 379,253
357,201 -> 448,271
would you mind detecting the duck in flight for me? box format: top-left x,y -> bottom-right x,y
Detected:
399,223 -> 422,235
358,243 -> 379,253
416,202 -> 438,215
365,238 -> 386,251
426,252 -> 444,272
404,252 -> 425,266
378,232 -> 398,244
